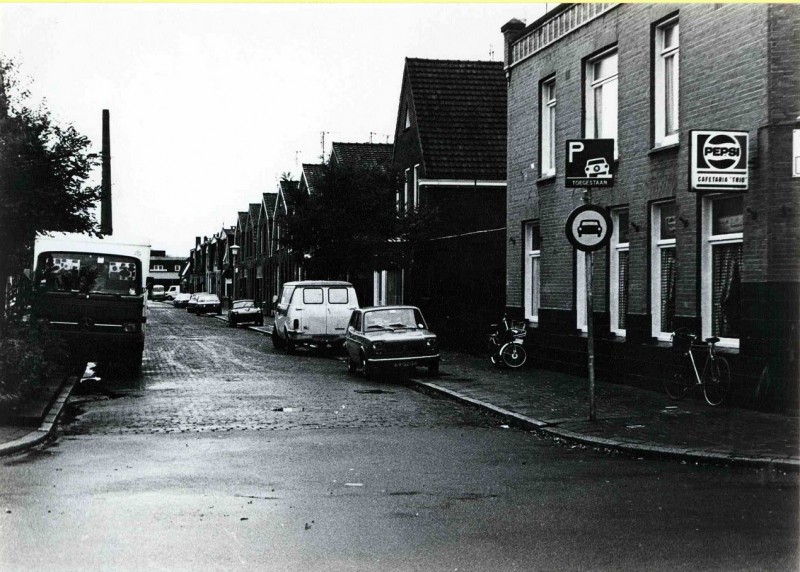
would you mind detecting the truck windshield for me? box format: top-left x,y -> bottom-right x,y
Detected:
36,252 -> 142,295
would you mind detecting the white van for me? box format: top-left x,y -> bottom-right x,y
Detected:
150,285 -> 166,301
166,285 -> 181,300
272,281 -> 359,352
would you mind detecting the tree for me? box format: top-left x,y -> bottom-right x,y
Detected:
0,59 -> 101,330
282,162 -> 439,281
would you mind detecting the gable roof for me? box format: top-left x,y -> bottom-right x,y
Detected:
236,211 -> 248,235
260,192 -> 278,222
247,203 -> 260,227
400,58 -> 507,181
330,143 -> 393,172
300,163 -> 326,196
277,179 -> 301,214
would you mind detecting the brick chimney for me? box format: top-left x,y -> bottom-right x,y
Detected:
501,19 -> 527,76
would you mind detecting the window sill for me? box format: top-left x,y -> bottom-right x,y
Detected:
648,142 -> 680,155
536,174 -> 556,184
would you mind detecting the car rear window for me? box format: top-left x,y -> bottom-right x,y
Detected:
303,287 -> 323,304
328,287 -> 349,304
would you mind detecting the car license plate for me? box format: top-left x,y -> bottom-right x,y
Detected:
395,361 -> 417,368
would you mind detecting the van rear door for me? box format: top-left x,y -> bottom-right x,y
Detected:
326,285 -> 358,336
299,286 -> 327,335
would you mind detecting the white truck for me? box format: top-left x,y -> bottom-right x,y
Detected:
33,232 -> 151,374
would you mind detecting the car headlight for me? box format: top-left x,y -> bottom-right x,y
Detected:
426,337 -> 437,350
122,322 -> 137,333
372,341 -> 385,354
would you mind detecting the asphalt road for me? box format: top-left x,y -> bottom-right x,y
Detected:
1,303 -> 797,571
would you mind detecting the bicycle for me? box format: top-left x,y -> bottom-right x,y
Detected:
488,317 -> 527,368
664,329 -> 731,406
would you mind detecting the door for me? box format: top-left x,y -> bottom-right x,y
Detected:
326,286 -> 358,336
300,287 -> 327,335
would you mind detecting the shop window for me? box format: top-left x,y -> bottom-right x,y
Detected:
702,195 -> 743,347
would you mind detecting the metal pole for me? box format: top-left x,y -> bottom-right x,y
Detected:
584,189 -> 596,422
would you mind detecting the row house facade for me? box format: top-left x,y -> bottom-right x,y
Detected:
502,3 -> 800,408
147,250 -> 185,295
391,58 -> 508,348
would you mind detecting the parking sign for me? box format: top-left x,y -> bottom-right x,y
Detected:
565,139 -> 615,188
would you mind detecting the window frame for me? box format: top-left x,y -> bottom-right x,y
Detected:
654,16 -> 680,148
585,47 -> 619,158
523,222 -> 541,323
540,76 -> 557,177
609,208 -> 629,336
413,164 -> 420,209
650,201 -> 677,341
701,194 -> 743,348
404,168 -> 411,213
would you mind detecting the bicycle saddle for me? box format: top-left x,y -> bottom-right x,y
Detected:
705,336 -> 720,344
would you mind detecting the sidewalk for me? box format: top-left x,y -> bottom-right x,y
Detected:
4,314 -> 798,471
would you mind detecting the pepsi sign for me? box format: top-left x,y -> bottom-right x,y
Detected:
690,130 -> 749,192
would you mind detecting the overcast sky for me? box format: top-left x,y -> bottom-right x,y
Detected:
1,3 -> 545,256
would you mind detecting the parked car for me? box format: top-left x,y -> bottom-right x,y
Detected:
186,293 -> 202,313
228,299 -> 263,327
195,294 -> 222,315
272,281 -> 358,353
173,293 -> 192,308
165,285 -> 181,300
344,305 -> 439,378
150,285 -> 166,301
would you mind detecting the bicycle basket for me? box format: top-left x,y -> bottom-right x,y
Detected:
671,330 -> 693,352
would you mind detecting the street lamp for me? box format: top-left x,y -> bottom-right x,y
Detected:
230,244 -> 240,302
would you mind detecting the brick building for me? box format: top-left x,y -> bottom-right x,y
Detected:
147,250 -> 185,294
502,3 -> 800,408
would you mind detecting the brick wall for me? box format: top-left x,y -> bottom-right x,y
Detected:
505,3 -> 800,408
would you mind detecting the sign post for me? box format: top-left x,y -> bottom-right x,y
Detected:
565,139 -> 615,422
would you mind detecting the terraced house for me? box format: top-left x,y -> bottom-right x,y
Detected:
502,3 -> 800,408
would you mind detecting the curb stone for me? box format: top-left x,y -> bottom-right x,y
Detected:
410,379 -> 800,472
0,376 -> 78,457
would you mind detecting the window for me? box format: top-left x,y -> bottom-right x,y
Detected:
302,287 -> 324,304
328,287 -> 349,304
524,223 -> 541,322
413,164 -> 420,209
654,18 -> 679,147
610,209 -> 630,336
152,264 -> 165,271
651,201 -> 677,340
586,49 -> 618,156
702,195 -> 743,347
404,168 -> 411,213
576,251 -> 587,332
404,107 -> 411,130
374,269 -> 403,306
541,78 -> 556,177
174,265 -> 181,272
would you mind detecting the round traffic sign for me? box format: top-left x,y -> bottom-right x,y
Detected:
565,204 -> 614,252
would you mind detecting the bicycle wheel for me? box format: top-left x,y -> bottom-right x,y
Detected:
500,342 -> 527,368
664,363 -> 693,400
703,356 -> 731,406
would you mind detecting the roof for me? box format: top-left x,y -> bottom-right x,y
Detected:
261,192 -> 278,221
237,211 -> 248,231
278,179 -> 301,213
247,203 -> 260,226
301,163 -> 326,195
330,143 -> 393,172
402,58 -> 507,181
282,280 -> 353,287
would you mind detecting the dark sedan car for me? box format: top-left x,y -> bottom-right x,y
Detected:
228,299 -> 263,327
344,306 -> 439,378
195,294 -> 222,315
173,293 -> 192,308
186,293 -> 202,313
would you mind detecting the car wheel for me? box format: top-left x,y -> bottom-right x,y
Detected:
360,351 -> 372,380
427,360 -> 440,377
346,354 -> 357,375
286,331 -> 295,354
258,317 -> 264,326
271,328 -> 285,349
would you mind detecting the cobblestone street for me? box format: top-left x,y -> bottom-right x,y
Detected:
64,303 -> 496,435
